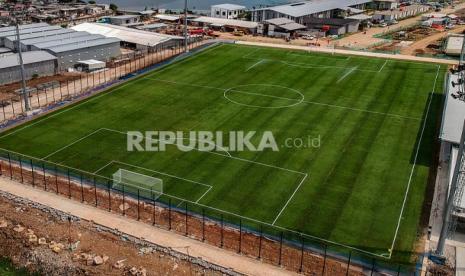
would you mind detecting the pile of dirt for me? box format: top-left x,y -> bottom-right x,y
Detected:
0,191 -> 237,276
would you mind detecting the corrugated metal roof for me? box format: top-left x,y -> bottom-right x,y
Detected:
71,23 -> 181,46
256,0 -> 371,18
32,34 -> 105,49
20,31 -> 90,46
449,147 -> 465,210
0,50 -> 57,69
0,25 -> 60,39
0,23 -> 49,33
44,37 -> 120,53
211,4 -> 246,10
193,16 -> 258,29
154,14 -> 180,21
109,15 -> 140,20
265,17 -> 295,25
137,23 -> 167,30
6,29 -> 75,42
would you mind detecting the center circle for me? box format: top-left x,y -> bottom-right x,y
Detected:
223,84 -> 305,109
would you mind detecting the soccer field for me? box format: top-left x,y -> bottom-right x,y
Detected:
0,44 -> 445,259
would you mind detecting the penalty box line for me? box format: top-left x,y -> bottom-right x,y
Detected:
0,146 -> 391,259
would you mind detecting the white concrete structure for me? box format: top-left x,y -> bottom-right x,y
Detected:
211,4 -> 246,19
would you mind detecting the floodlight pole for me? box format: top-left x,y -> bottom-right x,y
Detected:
15,22 -> 30,112
436,120 -> 465,256
184,0 -> 188,53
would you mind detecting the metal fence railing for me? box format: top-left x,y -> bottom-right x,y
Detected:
0,37 -> 205,127
0,147 -> 429,275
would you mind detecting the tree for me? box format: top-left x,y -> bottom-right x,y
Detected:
109,3 -> 118,12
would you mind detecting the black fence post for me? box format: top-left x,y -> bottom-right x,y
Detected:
30,159 -> 35,187
54,165 -> 58,194
299,235 -> 304,273
202,209 -> 205,242
258,225 -> 263,259
67,169 -> 71,199
278,231 -> 283,266
322,244 -> 327,276
80,174 -> 84,203
346,251 -> 352,276
220,214 -> 224,248
107,180 -> 111,212
42,163 -> 46,191
137,189 -> 140,221
397,265 -> 401,276
122,184 -> 125,216
93,177 -> 97,206
370,258 -> 375,276
18,156 -> 23,183
185,202 -> 188,236
7,153 -> 12,180
151,191 -> 156,226
238,219 -> 242,254
168,198 -> 172,230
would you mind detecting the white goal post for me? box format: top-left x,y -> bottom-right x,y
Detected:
112,169 -> 163,200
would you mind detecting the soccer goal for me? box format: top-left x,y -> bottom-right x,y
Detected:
112,169 -> 163,200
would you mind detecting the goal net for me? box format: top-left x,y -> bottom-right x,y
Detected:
112,169 -> 163,200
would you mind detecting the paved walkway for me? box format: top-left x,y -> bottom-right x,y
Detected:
0,178 -> 296,276
236,41 -> 459,65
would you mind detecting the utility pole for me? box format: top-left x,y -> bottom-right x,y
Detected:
184,0 -> 188,53
15,22 -> 30,112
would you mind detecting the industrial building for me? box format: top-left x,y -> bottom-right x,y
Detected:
211,4 -> 246,19
251,0 -> 373,24
303,17 -> 360,35
0,51 -> 57,85
192,17 -> 258,33
72,23 -> 182,50
0,23 -> 122,80
43,38 -> 120,71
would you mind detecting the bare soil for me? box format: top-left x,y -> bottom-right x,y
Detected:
0,190 -> 234,276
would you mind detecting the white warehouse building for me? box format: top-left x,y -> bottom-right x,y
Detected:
211,4 -> 246,19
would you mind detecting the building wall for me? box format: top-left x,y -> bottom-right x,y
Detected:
51,42 -> 121,71
0,59 -> 56,85
211,7 -> 245,19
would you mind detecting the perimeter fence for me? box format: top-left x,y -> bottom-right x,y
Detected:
0,148 -> 428,276
0,36 -> 205,126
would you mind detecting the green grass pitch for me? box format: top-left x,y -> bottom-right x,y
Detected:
0,44 -> 445,260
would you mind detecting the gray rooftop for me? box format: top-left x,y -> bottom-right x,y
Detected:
44,37 -> 120,53
32,34 -> 105,49
440,74 -> 465,145
20,31 -> 90,46
0,50 -> 57,69
211,4 -> 246,10
256,0 -> 371,18
7,29 -> 75,42
0,25 -> 61,39
109,15 -> 140,20
0,23 -> 49,33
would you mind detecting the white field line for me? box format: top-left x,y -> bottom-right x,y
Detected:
196,186 -> 213,203
41,128 -> 104,160
110,160 -> 212,189
272,173 -> 308,225
337,67 -> 358,83
104,127 -> 306,175
387,65 -> 441,258
245,59 -> 265,72
93,160 -> 115,174
147,77 -> 422,121
0,43 -> 224,140
378,60 -> 389,73
0,145 -> 391,258
287,51 -> 352,61
102,128 -> 233,158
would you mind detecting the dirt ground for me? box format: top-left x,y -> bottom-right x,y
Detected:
0,191 -> 235,276
400,25 -> 465,55
0,73 -> 83,100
